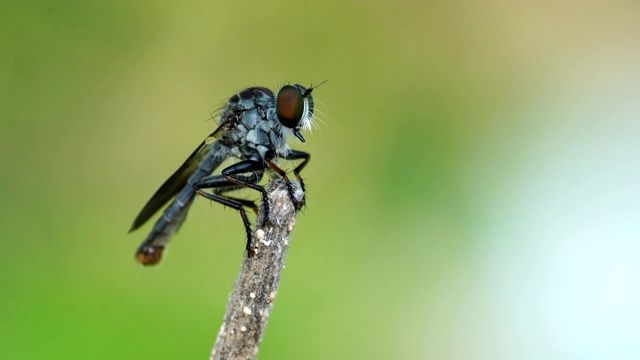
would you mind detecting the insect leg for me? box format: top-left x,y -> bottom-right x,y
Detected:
282,149 -> 311,192
197,172 -> 262,213
193,161 -> 266,254
220,160 -> 274,220
194,190 -> 256,255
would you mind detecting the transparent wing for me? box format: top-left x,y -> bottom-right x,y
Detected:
129,127 -> 225,232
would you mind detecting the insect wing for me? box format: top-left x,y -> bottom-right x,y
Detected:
129,128 -> 223,232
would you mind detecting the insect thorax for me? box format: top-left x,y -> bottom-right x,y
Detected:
220,87 -> 289,162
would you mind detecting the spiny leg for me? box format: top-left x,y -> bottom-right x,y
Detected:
194,190 -> 255,254
203,172 -> 261,214
193,160 -> 266,254
268,149 -> 311,209
220,160 -> 272,221
221,196 -> 259,215
282,149 -> 310,192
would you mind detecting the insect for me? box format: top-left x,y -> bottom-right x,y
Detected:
130,83 -> 321,265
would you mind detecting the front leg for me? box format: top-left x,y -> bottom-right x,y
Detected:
267,158 -> 307,210
282,149 -> 310,192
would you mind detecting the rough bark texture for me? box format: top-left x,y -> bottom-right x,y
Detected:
211,179 -> 304,360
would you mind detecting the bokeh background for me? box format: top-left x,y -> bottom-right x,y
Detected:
2,1 -> 639,359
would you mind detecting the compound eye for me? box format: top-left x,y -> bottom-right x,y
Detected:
276,85 -> 304,128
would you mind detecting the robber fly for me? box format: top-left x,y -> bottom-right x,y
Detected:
130,83 -> 321,265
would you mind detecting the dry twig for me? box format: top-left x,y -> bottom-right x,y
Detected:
211,179 -> 304,360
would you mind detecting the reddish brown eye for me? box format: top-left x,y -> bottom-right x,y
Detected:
276,85 -> 304,128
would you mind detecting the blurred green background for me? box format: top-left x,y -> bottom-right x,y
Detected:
2,1 -> 639,359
